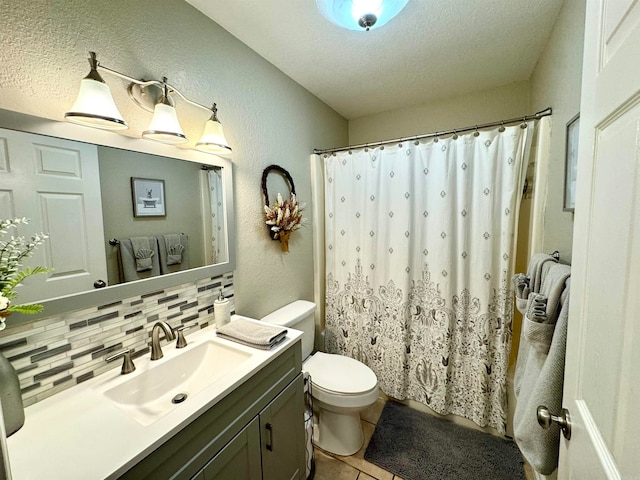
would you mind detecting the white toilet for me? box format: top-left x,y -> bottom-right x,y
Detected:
262,300 -> 378,456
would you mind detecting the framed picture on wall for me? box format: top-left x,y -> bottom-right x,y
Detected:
131,177 -> 166,217
564,113 -> 580,212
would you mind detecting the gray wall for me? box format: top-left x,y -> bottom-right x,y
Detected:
349,81 -> 531,144
98,146 -> 205,285
530,0 -> 586,264
0,0 -> 348,319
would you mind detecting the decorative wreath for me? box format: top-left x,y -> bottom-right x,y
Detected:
261,164 -> 305,252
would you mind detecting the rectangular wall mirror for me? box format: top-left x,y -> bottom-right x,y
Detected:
0,109 -> 235,324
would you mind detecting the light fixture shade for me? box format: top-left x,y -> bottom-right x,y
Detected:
196,118 -> 232,155
65,78 -> 128,130
142,103 -> 188,145
316,0 -> 408,31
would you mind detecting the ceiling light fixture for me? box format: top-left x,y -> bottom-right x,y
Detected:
316,0 -> 409,31
65,52 -> 232,156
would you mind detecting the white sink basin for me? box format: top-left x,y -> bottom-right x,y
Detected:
103,340 -> 253,426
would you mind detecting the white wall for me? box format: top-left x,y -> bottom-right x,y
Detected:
348,81 -> 531,144
0,0 -> 348,319
530,0 -> 586,264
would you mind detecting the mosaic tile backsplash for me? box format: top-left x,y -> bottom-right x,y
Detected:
0,272 -> 234,407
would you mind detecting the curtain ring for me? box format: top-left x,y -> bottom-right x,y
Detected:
380,145 -> 385,150
473,126 -> 480,137
520,117 -> 528,129
398,143 -> 402,148
452,130 -> 459,140
433,132 -> 439,143
499,122 -> 506,133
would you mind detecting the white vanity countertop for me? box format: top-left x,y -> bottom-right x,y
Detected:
6,316 -> 302,480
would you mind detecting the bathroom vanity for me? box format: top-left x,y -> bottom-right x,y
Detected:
6,319 -> 305,480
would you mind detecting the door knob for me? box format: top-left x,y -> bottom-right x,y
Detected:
537,405 -> 571,440
94,279 -> 106,288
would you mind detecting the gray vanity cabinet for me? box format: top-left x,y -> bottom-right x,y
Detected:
195,417 -> 261,480
118,341 -> 305,480
259,374 -> 305,480
197,376 -> 305,480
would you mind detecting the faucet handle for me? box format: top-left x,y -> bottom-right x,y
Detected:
175,323 -> 198,348
106,349 -> 136,375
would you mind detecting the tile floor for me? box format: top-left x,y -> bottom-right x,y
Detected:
312,397 -> 401,480
312,397 -> 537,480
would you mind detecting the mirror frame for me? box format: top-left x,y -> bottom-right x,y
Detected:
0,108 -> 236,324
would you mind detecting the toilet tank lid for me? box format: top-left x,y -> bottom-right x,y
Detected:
261,300 -> 316,327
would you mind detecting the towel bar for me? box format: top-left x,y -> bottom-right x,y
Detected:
109,233 -> 187,247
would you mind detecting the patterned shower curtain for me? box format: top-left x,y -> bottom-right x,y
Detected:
208,168 -> 227,264
324,124 -> 533,433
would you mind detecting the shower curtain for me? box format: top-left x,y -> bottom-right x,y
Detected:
208,168 -> 227,264
323,124 -> 533,433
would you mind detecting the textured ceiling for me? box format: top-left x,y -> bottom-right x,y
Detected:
186,0 -> 565,119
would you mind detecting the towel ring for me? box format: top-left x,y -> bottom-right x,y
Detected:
261,164 -> 297,241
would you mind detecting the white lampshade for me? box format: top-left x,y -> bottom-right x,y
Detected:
65,78 -> 128,130
142,103 -> 188,145
351,0 -> 383,21
195,118 -> 232,155
316,0 -> 408,31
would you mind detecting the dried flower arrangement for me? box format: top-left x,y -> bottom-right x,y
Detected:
0,218 -> 50,325
261,165 -> 306,252
264,192 -> 306,252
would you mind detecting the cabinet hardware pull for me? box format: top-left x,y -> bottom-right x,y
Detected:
265,423 -> 273,451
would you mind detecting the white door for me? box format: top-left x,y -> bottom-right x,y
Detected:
0,128 -> 107,302
559,0 -> 640,477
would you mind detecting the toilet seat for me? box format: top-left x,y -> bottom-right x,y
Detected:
303,352 -> 378,408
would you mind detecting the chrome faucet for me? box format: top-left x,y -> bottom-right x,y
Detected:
150,321 -> 176,360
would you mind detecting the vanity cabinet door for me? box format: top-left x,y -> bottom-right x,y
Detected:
200,417 -> 261,480
260,374 -> 305,480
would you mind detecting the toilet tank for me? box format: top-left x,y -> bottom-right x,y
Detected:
262,300 -> 316,359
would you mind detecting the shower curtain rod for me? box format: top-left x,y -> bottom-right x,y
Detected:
313,107 -> 552,155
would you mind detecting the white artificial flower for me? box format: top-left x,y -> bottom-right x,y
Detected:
0,294 -> 10,311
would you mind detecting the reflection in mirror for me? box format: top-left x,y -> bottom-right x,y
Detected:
0,109 -> 235,323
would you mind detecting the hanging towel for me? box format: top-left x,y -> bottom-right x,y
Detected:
523,293 -> 554,355
512,273 -> 530,314
119,237 -> 161,282
216,318 -> 288,350
164,234 -> 184,265
526,253 -> 558,294
513,262 -> 571,475
130,236 -> 155,271
157,234 -> 189,275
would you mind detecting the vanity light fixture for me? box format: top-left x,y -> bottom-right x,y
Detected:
195,104 -> 232,155
141,80 -> 187,145
316,0 -> 409,31
65,52 -> 128,130
65,52 -> 232,155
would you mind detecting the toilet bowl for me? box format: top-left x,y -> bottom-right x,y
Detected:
303,351 -> 378,455
261,300 -> 378,456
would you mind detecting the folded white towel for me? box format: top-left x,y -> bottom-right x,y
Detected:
216,319 -> 288,350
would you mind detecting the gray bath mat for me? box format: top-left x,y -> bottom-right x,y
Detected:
364,401 -> 525,480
